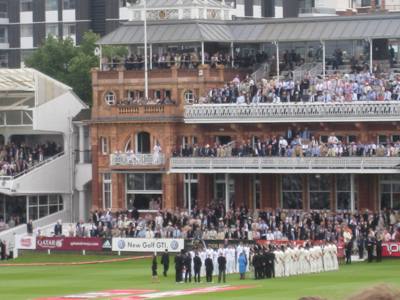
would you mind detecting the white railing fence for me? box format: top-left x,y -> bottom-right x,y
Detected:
170,157 -> 400,173
185,101 -> 400,123
110,153 -> 165,166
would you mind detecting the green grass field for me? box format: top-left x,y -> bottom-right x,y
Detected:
0,253 -> 399,300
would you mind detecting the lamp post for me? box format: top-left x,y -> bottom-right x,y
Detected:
128,0 -> 149,99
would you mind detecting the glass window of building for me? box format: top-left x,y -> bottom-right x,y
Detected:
27,195 -> 63,221
254,175 -> 261,209
136,132 -> 151,153
380,175 -> 400,210
103,173 -> 112,209
184,174 -> 198,210
0,52 -> 7,67
0,27 -> 6,43
104,91 -> 116,105
100,137 -> 108,154
63,0 -> 75,10
281,175 -> 303,209
309,174 -> 331,210
46,0 -> 58,11
336,174 -> 358,210
20,0 -> 33,12
126,173 -> 162,210
20,24 -> 33,38
46,24 -> 59,37
0,2 -> 7,18
63,23 -> 76,36
184,90 -> 194,104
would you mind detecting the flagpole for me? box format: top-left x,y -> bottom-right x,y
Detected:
144,0 -> 149,100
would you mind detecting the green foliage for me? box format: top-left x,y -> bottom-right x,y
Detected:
102,45 -> 129,60
24,31 -> 100,104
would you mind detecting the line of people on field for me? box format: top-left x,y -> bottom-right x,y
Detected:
167,242 -> 338,283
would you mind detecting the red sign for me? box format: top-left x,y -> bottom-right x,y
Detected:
36,237 -> 103,251
382,242 -> 400,257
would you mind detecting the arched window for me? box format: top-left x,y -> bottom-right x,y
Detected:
124,139 -> 132,152
136,132 -> 151,153
184,90 -> 194,104
104,91 -> 116,105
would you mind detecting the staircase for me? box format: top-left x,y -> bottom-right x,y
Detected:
0,152 -> 71,195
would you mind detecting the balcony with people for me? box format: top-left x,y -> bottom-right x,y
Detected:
169,131 -> 400,173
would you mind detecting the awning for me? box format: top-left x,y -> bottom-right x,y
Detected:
97,13 -> 400,46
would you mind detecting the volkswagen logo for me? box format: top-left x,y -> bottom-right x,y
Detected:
117,239 -> 126,250
170,240 -> 179,250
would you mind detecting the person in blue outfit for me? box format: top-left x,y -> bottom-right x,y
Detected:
239,251 -> 248,280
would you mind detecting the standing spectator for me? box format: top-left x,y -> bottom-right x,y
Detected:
27,219 -> 33,235
217,253 -> 227,283
161,249 -> 169,277
54,220 -> 62,236
175,250 -> 184,283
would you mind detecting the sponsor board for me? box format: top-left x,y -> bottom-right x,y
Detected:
15,234 -> 36,250
36,237 -> 103,251
382,242 -> 400,257
112,238 -> 184,253
35,286 -> 254,300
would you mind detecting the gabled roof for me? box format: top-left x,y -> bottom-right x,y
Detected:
97,13 -> 400,45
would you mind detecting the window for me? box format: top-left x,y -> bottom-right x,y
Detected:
184,174 -> 198,210
378,135 -> 388,145
0,52 -> 8,68
20,0 -> 33,12
28,195 -> 63,221
309,174 -> 331,210
0,2 -> 7,18
46,24 -> 59,37
336,174 -> 358,210
63,0 -> 75,10
380,175 -> 400,210
103,173 -> 112,210
119,0 -> 127,7
184,90 -> 194,104
126,173 -> 163,210
63,23 -> 75,36
0,27 -> 6,43
46,0 -> 58,10
282,175 -> 303,209
100,137 -> 108,154
20,24 -> 33,38
136,132 -> 150,153
104,91 -> 116,105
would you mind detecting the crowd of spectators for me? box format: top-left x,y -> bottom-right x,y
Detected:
0,141 -> 62,177
58,206 -> 400,248
102,50 -> 268,71
199,70 -> 400,105
173,134 -> 400,159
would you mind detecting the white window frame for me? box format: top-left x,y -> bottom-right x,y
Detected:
103,173 -> 112,210
46,23 -> 59,37
100,137 -> 108,155
184,90 -> 194,104
104,91 -> 116,105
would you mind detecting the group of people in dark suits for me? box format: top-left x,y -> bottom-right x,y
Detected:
252,245 -> 275,280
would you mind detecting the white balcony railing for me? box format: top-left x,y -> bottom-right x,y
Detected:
184,102 -> 400,123
110,153 -> 165,167
169,157 -> 400,174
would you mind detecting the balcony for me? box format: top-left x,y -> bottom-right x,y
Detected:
110,153 -> 166,169
184,102 -> 400,124
169,157 -> 400,174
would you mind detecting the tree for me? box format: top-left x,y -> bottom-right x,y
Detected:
25,31 -> 100,104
